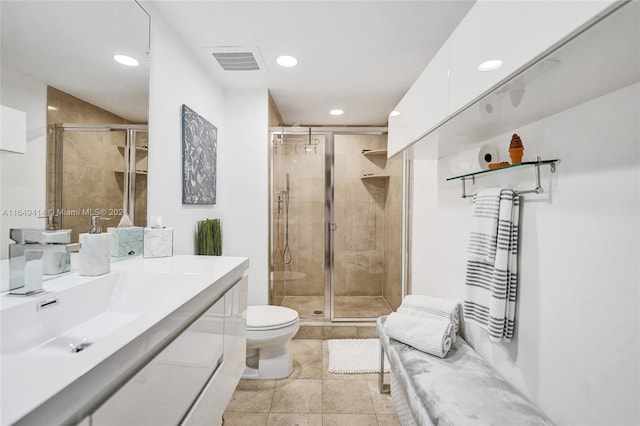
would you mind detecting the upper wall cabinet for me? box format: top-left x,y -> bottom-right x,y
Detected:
447,0 -> 616,116
387,41 -> 450,158
433,0 -> 639,159
388,0 -> 618,158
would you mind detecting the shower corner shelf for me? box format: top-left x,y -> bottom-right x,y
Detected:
362,149 -> 387,157
446,157 -> 559,198
361,174 -> 389,180
118,145 -> 148,152
115,169 -> 148,175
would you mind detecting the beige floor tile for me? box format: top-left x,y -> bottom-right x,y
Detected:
367,380 -> 396,414
334,296 -> 392,318
376,414 -> 401,426
266,413 -> 323,426
322,413 -> 378,425
289,354 -> 323,379
294,325 -> 323,340
270,379 -> 323,413
290,339 -> 322,355
322,380 -> 374,414
225,379 -> 276,413
222,412 -> 268,426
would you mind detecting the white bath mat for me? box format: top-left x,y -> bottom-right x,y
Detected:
327,338 -> 389,374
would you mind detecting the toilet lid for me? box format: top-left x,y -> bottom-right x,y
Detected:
247,305 -> 299,330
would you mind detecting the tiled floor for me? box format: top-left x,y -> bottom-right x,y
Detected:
223,340 -> 399,426
280,296 -> 392,320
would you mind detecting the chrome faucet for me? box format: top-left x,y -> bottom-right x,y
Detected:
9,229 -> 81,296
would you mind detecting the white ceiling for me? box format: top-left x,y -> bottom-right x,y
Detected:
148,1 -> 474,126
1,1 -> 150,123
1,1 -> 475,126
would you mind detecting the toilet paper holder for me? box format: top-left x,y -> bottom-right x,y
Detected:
447,157 -> 558,199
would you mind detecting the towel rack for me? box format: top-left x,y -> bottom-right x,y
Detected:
446,157 -> 559,198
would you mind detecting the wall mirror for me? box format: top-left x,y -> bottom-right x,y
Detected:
1,1 -> 150,288
0,0 -> 150,250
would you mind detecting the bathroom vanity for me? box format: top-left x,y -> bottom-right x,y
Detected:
0,255 -> 248,426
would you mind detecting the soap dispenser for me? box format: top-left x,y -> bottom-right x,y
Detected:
79,216 -> 111,276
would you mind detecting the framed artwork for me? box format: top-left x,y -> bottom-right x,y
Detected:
181,104 -> 217,205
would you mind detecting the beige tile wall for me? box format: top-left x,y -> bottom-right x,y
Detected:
46,87 -> 147,242
383,150 -> 403,310
272,136 -> 326,298
334,134 -> 387,297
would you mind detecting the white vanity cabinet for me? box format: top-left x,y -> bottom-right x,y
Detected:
184,275 -> 248,425
447,0 -> 616,116
91,275 -> 248,426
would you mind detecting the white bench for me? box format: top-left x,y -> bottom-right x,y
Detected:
377,316 -> 552,426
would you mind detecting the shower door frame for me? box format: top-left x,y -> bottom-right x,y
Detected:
269,126 -> 405,322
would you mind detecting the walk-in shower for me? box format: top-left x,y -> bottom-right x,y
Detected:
269,127 -> 404,321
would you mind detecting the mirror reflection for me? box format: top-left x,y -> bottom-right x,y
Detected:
1,1 -> 150,289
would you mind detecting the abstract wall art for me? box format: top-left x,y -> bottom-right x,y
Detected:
181,104 -> 217,205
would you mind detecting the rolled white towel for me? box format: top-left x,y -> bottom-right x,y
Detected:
401,295 -> 460,333
383,309 -> 453,358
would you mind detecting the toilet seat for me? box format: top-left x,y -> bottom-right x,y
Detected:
247,305 -> 299,331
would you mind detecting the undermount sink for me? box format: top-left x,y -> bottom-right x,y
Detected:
0,270 -> 206,356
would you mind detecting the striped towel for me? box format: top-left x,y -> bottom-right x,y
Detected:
400,294 -> 460,334
464,188 -> 520,342
383,309 -> 453,358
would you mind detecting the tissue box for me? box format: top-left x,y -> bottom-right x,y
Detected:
144,227 -> 173,258
107,226 -> 144,258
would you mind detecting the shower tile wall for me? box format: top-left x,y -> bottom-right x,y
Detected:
46,87 -> 147,242
383,153 -> 403,311
272,137 -> 325,305
334,135 -> 387,297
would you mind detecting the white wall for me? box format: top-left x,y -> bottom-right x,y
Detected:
410,83 -> 640,425
0,66 -> 47,259
221,89 -> 269,305
146,6 -> 224,254
146,7 -> 270,304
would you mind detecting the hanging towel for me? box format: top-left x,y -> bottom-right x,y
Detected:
464,188 -> 520,342
400,294 -> 460,334
383,309 -> 453,358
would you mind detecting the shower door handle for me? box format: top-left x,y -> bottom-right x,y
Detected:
330,223 -> 338,231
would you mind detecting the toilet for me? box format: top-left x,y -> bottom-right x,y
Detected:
243,305 -> 300,379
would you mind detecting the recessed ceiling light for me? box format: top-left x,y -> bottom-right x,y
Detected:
389,110 -> 400,117
478,59 -> 503,71
277,55 -> 298,67
47,106 -> 58,111
329,109 -> 344,116
114,54 -> 139,67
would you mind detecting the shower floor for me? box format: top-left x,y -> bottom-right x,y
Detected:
280,295 -> 393,320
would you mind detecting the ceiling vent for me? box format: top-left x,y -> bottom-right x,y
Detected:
208,47 -> 266,72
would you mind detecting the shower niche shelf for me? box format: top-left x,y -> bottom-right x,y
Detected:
362,149 -> 387,157
115,169 -> 148,175
361,174 -> 389,181
118,145 -> 148,152
446,158 -> 558,198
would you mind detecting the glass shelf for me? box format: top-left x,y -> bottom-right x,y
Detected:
447,158 -> 559,198
446,159 -> 558,181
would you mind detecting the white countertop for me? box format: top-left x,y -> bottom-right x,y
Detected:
0,254 -> 249,426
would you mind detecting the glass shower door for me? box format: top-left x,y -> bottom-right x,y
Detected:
271,132 -> 326,319
332,134 -> 396,320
